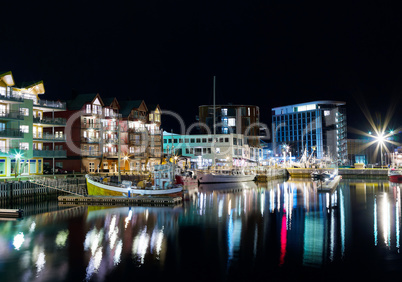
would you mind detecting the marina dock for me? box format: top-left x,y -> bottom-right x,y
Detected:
0,209 -> 24,218
58,195 -> 183,206
317,175 -> 342,192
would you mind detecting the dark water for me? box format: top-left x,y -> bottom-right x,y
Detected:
0,179 -> 401,282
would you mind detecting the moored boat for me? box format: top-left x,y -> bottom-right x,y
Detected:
197,168 -> 256,184
86,163 -> 183,196
389,169 -> 402,183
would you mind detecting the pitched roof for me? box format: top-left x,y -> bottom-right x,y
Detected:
119,100 -> 145,117
67,93 -> 100,110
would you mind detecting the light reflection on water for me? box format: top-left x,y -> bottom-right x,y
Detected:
0,179 -> 402,280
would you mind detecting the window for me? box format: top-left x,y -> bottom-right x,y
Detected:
196,138 -> 201,143
228,118 -> 236,126
225,138 -> 229,143
20,142 -> 29,150
104,108 -> 110,116
202,138 -> 207,143
324,110 -> 330,116
215,148 -> 220,154
221,108 -> 228,115
20,125 -> 29,133
191,138 -> 195,143
103,162 -> 108,169
20,108 -> 29,116
185,138 -> 189,143
89,162 -> 95,173
86,104 -> 91,113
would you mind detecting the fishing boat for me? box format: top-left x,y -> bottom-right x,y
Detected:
86,163 -> 183,196
389,169 -> 402,183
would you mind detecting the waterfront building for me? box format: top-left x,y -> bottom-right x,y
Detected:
163,132 -> 262,169
50,93 -> 162,173
0,71 -> 66,176
198,104 -> 261,147
271,101 -> 347,164
347,138 -> 376,166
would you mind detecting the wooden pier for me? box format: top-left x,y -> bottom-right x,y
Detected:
58,195 -> 183,206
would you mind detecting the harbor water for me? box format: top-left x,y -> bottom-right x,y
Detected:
0,178 -> 401,281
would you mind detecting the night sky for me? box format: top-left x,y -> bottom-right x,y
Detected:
3,1 -> 402,136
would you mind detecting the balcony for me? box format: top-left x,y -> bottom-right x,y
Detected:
82,123 -> 101,129
34,99 -> 66,110
103,151 -> 118,158
33,133 -> 66,142
104,138 -> 118,145
33,149 -> 67,158
0,94 -> 24,103
33,117 -> 66,126
81,150 -> 102,157
0,129 -> 23,138
81,137 -> 101,143
0,111 -> 24,120
0,147 -> 27,156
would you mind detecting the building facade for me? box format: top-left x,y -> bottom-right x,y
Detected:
163,132 -> 262,169
0,71 -> 66,176
50,93 -> 162,173
198,104 -> 261,147
272,101 -> 347,164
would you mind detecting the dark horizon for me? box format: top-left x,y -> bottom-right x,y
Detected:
3,1 -> 402,138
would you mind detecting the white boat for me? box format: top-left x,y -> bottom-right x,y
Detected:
86,163 -> 183,196
197,168 -> 256,184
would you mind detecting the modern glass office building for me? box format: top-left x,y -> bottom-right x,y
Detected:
271,101 -> 347,164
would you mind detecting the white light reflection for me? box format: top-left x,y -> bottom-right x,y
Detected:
13,232 -> 24,250
29,222 -> 36,233
218,199 -> 223,218
84,228 -> 104,255
114,240 -> 123,265
86,247 -> 103,280
260,192 -> 265,216
269,188 -> 275,213
228,199 -> 232,215
150,226 -> 164,258
125,209 -> 133,229
109,215 -> 119,249
36,252 -> 46,276
55,230 -> 69,248
382,193 -> 391,247
132,227 -> 150,264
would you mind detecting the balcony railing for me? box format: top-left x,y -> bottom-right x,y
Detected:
104,138 -> 118,145
81,137 -> 101,143
33,117 -> 66,126
81,150 -> 101,157
33,149 -> 67,158
82,123 -> 101,129
0,111 -> 23,120
103,151 -> 118,157
0,129 -> 23,138
33,133 -> 66,141
0,94 -> 24,103
0,147 -> 27,155
34,99 -> 66,110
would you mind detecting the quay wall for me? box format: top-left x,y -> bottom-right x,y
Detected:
287,168 -> 388,178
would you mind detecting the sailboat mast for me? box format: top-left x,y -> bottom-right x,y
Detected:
212,76 -> 216,166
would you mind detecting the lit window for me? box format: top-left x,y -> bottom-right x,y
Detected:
86,104 -> 91,113
228,118 -> 236,126
324,110 -> 330,116
20,125 -> 29,133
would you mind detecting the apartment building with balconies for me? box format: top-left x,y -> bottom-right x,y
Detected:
0,71 -> 66,176
50,93 -> 163,173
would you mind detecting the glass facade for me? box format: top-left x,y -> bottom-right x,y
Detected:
272,101 -> 347,164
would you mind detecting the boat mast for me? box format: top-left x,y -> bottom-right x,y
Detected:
212,76 -> 216,167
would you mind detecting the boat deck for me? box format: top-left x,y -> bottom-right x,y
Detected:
58,195 -> 183,206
